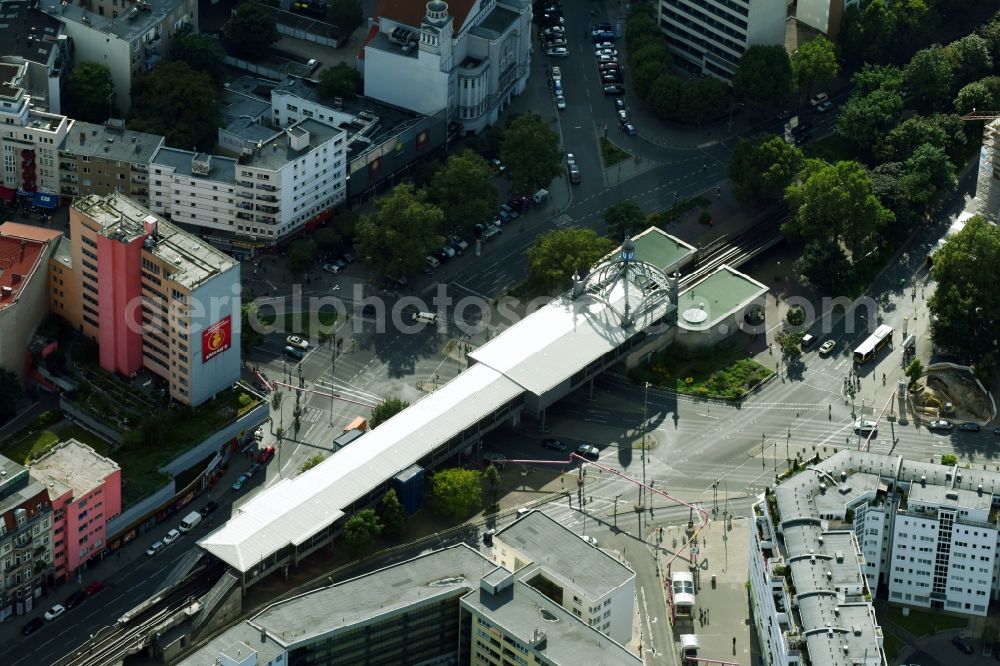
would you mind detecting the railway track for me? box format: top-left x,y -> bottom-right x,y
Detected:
679,211 -> 788,289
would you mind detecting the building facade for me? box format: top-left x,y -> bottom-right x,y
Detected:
0,0 -> 70,114
656,0 -> 787,79
0,455 -> 53,623
45,0 -> 197,114
30,440 -> 121,582
794,0 -> 860,39
54,193 -> 240,406
0,222 -> 61,387
363,0 -> 532,134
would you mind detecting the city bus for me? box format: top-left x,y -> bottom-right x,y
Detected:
853,324 -> 894,364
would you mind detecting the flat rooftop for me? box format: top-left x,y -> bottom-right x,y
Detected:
30,440 -> 119,499
0,221 -> 60,311
603,227 -> 696,274
494,511 -> 634,599
0,61 -> 23,101
908,482 -> 993,513
73,193 -> 237,290
0,1 -> 62,63
152,147 -> 238,184
676,264 -> 767,330
52,0 -> 187,42
471,4 -> 518,37
62,120 -> 163,164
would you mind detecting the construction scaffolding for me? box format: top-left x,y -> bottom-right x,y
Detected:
971,116 -> 1000,223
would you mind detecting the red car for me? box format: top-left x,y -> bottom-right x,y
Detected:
258,446 -> 276,464
83,580 -> 104,596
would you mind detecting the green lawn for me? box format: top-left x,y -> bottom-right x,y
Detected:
600,137 -> 629,167
881,630 -> 905,662
887,605 -> 968,636
258,308 -> 338,339
803,134 -> 856,163
629,343 -> 773,399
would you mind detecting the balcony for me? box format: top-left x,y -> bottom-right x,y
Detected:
236,180 -> 254,188
257,215 -> 276,224
130,175 -> 147,184
237,202 -> 253,211
255,194 -> 278,202
236,191 -> 253,199
237,212 -> 253,221
133,163 -> 148,172
255,204 -> 279,214
60,175 -> 77,183
257,183 -> 277,192
131,187 -> 148,196
59,162 -> 76,170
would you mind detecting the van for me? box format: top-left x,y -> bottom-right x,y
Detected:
178,511 -> 202,533
800,333 -> 816,349
412,311 -> 438,324
903,334 -> 916,353
532,189 -> 549,204
283,345 -> 305,360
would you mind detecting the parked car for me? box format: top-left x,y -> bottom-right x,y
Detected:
543,26 -> 564,35
952,636 -> 974,655
542,438 -> 567,451
818,340 -> 836,355
602,73 -> 623,83
199,501 -> 218,518
490,158 -> 505,173
623,122 -> 637,136
341,251 -> 355,264
618,109 -> 628,123
145,541 -> 164,557
286,335 -> 309,350
576,444 -> 600,459
809,92 -> 829,107
598,62 -> 619,72
426,255 -> 441,269
547,47 -> 569,57
928,419 -> 953,431
21,617 -> 44,635
500,203 -> 519,219
231,473 -> 249,491
596,49 -> 618,57
993,426 -> 1000,436
603,85 -> 624,96
555,94 -> 566,110
958,422 -> 981,432
449,235 -> 469,251
64,590 -> 87,610
246,462 -> 261,477
83,580 -> 104,596
482,226 -> 501,242
162,528 -> 181,545
816,100 -> 834,113
258,445 -> 276,463
322,263 -> 342,274
581,535 -> 599,547
615,99 -> 626,110
546,37 -> 567,47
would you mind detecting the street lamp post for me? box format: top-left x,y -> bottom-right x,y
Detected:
640,382 -> 649,510
613,493 -> 622,529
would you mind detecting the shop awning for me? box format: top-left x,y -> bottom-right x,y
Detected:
0,186 -> 14,202
33,192 -> 57,209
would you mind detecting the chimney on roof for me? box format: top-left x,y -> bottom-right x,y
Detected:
80,131 -> 85,144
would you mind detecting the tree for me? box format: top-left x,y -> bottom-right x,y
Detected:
850,63 -> 903,98
881,114 -> 966,164
838,0 -> 896,69
313,227 -> 343,254
129,61 -> 220,151
378,489 -> 406,537
342,508 -> 383,555
500,114 -> 562,195
428,150 -> 498,233
940,453 -> 958,466
929,216 -> 1000,361
901,143 -> 956,207
299,454 -> 325,473
316,63 -> 362,100
222,0 -> 279,59
905,358 -> 924,388
327,0 -> 363,34
526,228 -> 615,292
903,46 -> 955,113
369,396 -> 410,429
954,76 -> 1000,116
603,200 -> 647,239
791,35 -> 838,98
429,468 -> 482,519
354,183 -> 444,277
732,45 -> 794,111
169,26 -> 226,87
728,136 -> 803,205
288,238 -> 318,275
673,77 -> 728,123
979,15 -> 1000,63
66,62 -> 115,123
835,89 -> 903,161
0,370 -> 23,424
241,302 -> 266,351
775,330 -> 803,359
784,160 -> 894,259
483,464 -> 501,511
794,237 -> 854,294
869,161 -> 918,231
951,34 -> 993,86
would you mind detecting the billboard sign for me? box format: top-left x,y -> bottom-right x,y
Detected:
202,315 -> 232,363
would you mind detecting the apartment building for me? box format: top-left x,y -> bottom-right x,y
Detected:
0,62 -> 71,197
30,440 -> 121,582
363,0 -> 532,133
54,193 -> 239,406
172,541 -> 640,665
0,222 -> 62,387
492,510 -> 635,645
0,454 -> 53,622
149,117 -> 347,250
0,0 -> 71,114
656,0 -> 787,79
795,0 -> 860,39
45,0 -> 197,114
58,120 -> 164,207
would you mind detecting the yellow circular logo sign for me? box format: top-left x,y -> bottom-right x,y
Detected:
207,329 -> 225,351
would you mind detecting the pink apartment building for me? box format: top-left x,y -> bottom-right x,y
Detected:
30,440 -> 121,581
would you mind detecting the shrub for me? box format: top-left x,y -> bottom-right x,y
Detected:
785,306 -> 806,327
941,453 -> 958,466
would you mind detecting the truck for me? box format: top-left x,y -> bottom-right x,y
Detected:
178,511 -> 202,533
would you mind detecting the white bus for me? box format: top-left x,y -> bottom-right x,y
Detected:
853,324 -> 893,364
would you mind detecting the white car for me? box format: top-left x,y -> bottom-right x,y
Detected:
928,419 -> 953,431
818,340 -> 836,355
581,535 -> 598,547
596,49 -> 618,57
163,528 -> 181,545
618,109 -> 628,123
322,263 -> 342,274
555,94 -> 566,110
566,153 -> 575,167
145,540 -> 164,557
547,47 -> 568,57
853,420 -> 878,434
44,604 -> 66,621
286,335 -> 309,350
543,26 -> 564,35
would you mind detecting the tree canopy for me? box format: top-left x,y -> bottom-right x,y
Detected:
951,33 -> 993,86
603,200 -> 648,240
901,143 -> 957,207
354,184 -> 444,277
903,46 -> 955,113
835,88 -> 903,161
129,61 -> 220,151
728,136 -> 803,205
369,396 -> 410,429
168,26 -> 226,86
500,114 -> 562,195
929,216 -> 1000,362
732,45 -> 794,111
343,508 -> 383,555
428,150 -> 498,233
795,237 -> 854,295
288,238 -> 318,275
791,35 -> 839,97
880,114 -> 966,164
66,62 -> 114,123
526,228 -> 615,292
222,0 -> 279,59
327,0 -> 364,34
850,63 -> 903,98
429,468 -> 482,519
317,63 -> 362,100
783,160 -> 894,259
378,488 -> 406,536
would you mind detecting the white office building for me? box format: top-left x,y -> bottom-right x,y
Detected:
656,0 -> 787,79
795,0 -> 861,38
148,117 -> 347,247
362,0 -> 532,133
